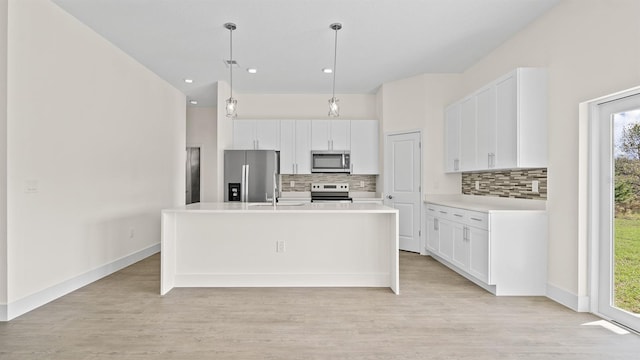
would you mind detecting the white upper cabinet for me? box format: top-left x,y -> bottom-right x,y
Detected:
233,119 -> 279,150
475,86 -> 497,169
497,68 -> 548,169
279,120 -> 311,174
444,104 -> 461,172
311,120 -> 350,151
350,120 -> 379,174
495,74 -> 518,169
459,96 -> 477,171
444,67 -> 548,172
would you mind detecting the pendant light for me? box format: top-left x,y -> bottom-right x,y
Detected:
224,22 -> 237,119
328,23 -> 342,117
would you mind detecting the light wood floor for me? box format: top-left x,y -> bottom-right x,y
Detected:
1,252 -> 639,359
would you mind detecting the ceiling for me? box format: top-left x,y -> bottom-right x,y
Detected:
51,0 -> 560,107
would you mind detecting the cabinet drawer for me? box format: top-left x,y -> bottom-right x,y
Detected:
464,210 -> 488,230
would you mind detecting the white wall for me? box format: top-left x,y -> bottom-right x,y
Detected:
4,0 -> 185,314
0,0 -> 7,310
379,74 -> 461,196
234,93 -> 376,120
451,0 -> 640,301
216,81 -> 233,202
186,107 -> 217,202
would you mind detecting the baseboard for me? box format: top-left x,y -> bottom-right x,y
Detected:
1,243 -> 159,321
546,283 -> 590,312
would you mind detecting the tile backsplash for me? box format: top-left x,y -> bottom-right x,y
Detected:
462,168 -> 547,199
281,174 -> 377,192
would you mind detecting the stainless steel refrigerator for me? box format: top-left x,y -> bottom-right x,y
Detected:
224,150 -> 280,202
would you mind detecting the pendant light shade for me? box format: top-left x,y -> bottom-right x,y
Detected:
224,22 -> 237,119
328,23 -> 342,117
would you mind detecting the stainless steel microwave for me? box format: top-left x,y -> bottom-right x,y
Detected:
311,151 -> 351,173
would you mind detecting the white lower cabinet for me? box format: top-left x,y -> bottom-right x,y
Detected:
425,202 -> 546,296
468,226 -> 489,283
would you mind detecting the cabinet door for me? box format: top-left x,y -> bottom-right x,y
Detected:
279,120 -> 295,174
495,74 -> 518,169
330,120 -> 351,151
468,227 -> 490,284
311,120 -> 331,150
233,120 -> 256,149
444,104 -> 461,172
426,215 -> 439,253
459,97 -> 477,171
451,224 -> 469,270
350,120 -> 379,174
476,87 -> 496,170
438,219 -> 454,261
294,120 -> 312,174
254,120 -> 279,150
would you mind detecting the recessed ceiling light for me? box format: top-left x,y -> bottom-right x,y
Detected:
184,78 -> 194,84
322,68 -> 333,74
189,100 -> 198,105
247,68 -> 257,74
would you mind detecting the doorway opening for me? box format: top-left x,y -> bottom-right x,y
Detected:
186,147 -> 201,204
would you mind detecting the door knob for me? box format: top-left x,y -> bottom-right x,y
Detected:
387,195 -> 393,199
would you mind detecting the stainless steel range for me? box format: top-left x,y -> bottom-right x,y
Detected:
310,183 -> 352,203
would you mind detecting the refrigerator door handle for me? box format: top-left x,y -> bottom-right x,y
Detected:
244,164 -> 250,202
240,165 -> 246,202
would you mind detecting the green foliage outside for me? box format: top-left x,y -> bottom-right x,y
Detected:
613,216 -> 640,314
613,121 -> 640,314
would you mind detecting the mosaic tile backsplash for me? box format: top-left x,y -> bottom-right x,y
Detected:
281,174 -> 377,192
462,168 -> 547,199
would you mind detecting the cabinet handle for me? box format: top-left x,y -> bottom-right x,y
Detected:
454,159 -> 459,171
434,218 -> 439,231
454,214 -> 463,217
470,217 -> 483,222
439,211 -> 447,214
488,153 -> 491,168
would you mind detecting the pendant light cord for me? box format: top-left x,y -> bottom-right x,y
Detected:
229,27 -> 233,96
332,27 -> 338,98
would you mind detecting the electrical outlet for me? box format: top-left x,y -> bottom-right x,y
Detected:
532,180 -> 539,193
276,240 -> 286,253
360,180 -> 365,188
129,229 -> 135,239
475,181 -> 480,190
290,181 -> 295,188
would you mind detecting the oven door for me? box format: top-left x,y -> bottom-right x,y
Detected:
311,151 -> 350,173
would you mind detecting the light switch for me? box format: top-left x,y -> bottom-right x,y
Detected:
25,180 -> 39,193
532,180 -> 539,193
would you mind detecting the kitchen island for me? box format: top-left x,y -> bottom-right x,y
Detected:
161,202 -> 399,295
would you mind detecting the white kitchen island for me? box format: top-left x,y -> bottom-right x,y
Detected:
161,202 -> 399,295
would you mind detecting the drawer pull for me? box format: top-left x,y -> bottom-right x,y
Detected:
454,214 -> 463,217
470,217 -> 483,221
439,211 -> 447,214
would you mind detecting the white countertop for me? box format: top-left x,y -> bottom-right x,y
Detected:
424,194 -> 546,212
164,202 -> 398,214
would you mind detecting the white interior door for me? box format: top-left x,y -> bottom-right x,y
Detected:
384,132 -> 421,252
595,93 -> 640,332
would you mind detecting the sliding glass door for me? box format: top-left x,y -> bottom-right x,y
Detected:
597,94 -> 640,332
